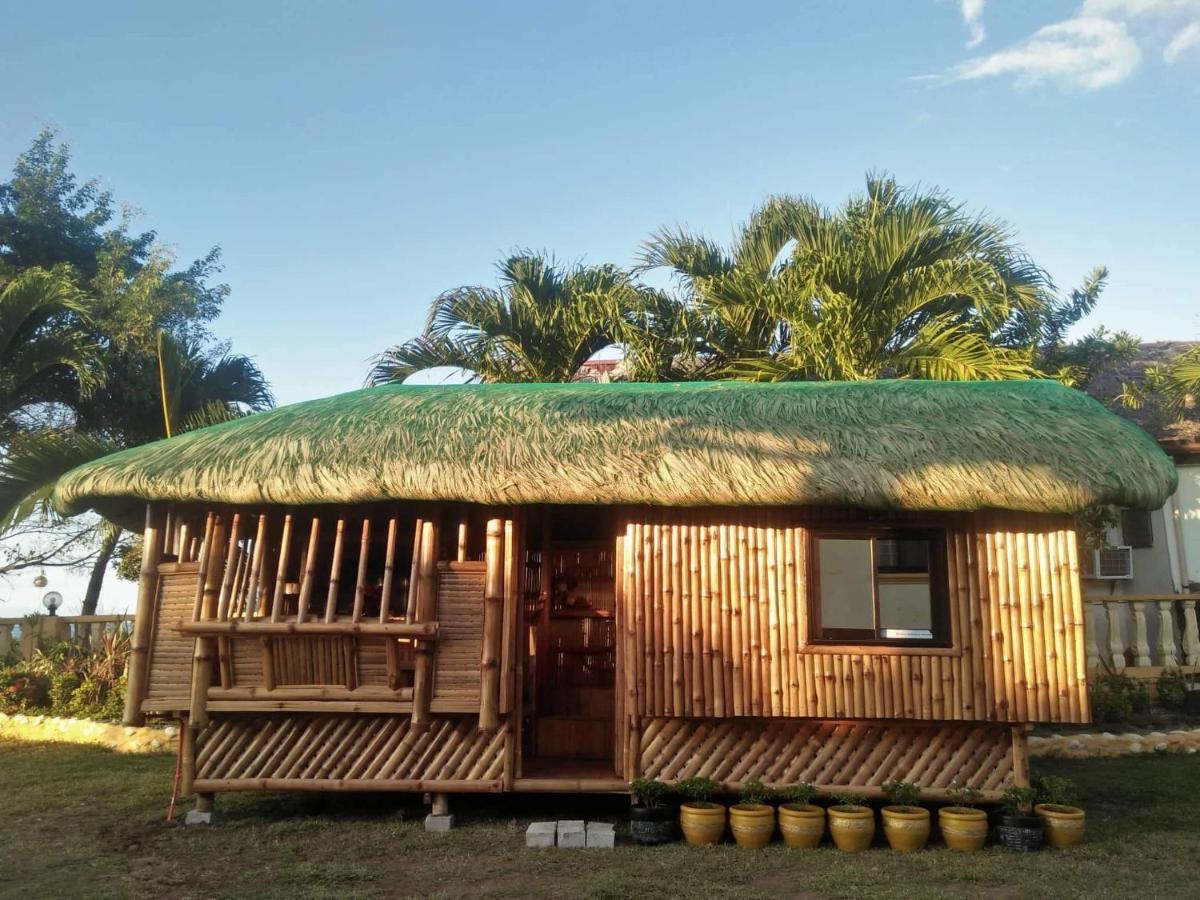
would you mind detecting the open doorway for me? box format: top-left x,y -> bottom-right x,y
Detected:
521,508 -> 618,779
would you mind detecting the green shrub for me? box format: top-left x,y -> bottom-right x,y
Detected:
946,782 -> 983,808
630,777 -> 670,808
676,776 -> 719,806
881,780 -> 921,808
0,665 -> 51,712
999,785 -> 1036,816
834,793 -> 868,809
1090,669 -> 1150,722
1033,774 -> 1078,807
777,782 -> 818,807
739,777 -> 769,805
1156,669 -> 1189,711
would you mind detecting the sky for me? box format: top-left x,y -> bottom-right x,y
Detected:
1,0 -> 1198,614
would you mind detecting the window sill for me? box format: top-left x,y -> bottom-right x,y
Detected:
800,643 -> 962,657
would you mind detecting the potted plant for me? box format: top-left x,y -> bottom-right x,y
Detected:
880,781 -> 929,852
729,777 -> 774,849
995,785 -> 1043,851
827,793 -> 874,853
777,782 -> 824,849
629,777 -> 674,845
939,782 -> 988,852
676,776 -> 726,846
1033,774 -> 1085,849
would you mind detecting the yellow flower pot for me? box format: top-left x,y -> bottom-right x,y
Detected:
1035,803 -> 1085,849
680,802 -> 727,846
729,803 -> 775,848
938,806 -> 988,852
827,805 -> 875,853
778,803 -> 825,849
881,806 -> 930,852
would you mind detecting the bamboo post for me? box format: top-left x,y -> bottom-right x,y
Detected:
479,518 -> 504,732
499,516 -> 519,716
405,518 -> 424,623
351,518 -> 372,622
191,513 -> 216,622
457,522 -> 468,563
410,519 -> 438,729
123,504 -> 166,726
379,513 -> 399,624
189,516 -> 229,732
270,514 -> 294,623
215,514 -> 242,621
296,517 -> 321,623
324,517 -> 347,623
243,514 -> 269,622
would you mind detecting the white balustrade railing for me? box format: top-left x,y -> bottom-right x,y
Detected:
1085,595 -> 1200,674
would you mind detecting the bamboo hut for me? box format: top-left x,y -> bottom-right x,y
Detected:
53,380 -> 1176,813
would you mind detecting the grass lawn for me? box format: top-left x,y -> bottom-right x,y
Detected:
1,739 -> 1197,899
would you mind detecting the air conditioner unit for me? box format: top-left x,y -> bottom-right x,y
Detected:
1084,546 -> 1134,580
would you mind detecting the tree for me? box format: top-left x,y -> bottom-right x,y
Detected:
1120,344 -> 1200,419
368,254 -> 646,384
0,268 -> 102,436
640,174 -> 1102,382
0,130 -> 264,613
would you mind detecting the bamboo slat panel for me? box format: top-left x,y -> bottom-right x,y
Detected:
144,566 -> 199,712
193,713 -> 507,787
620,509 -> 1087,724
231,640 -> 264,688
638,718 -> 1015,796
270,637 -> 352,685
432,564 -> 484,704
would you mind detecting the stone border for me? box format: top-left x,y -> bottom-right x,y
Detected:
0,712 -> 176,753
1031,728 -> 1200,758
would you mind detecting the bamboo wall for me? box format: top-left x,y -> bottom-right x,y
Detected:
616,509 -> 1089,727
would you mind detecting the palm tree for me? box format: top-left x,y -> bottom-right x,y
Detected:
369,254 -> 647,384
0,267 -> 102,435
0,331 -> 273,612
640,174 -> 1071,381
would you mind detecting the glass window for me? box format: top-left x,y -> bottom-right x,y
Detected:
811,530 -> 947,645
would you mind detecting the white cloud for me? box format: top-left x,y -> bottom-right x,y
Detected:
1082,0 -> 1200,16
961,0 -> 986,47
1164,20 -> 1200,58
951,16 -> 1142,89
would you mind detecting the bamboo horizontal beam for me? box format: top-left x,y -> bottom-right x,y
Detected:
175,620 -> 438,638
192,778 -> 504,794
209,685 -> 414,701
206,701 -> 414,714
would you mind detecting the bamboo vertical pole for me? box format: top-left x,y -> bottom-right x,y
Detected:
243,514 -> 270,622
405,518 -> 424,622
765,524 -> 782,717
191,513 -> 216,622
479,518 -> 504,732
661,518 -> 675,718
215,514 -> 242,621
738,524 -> 753,714
745,524 -> 762,716
632,522 -> 646,718
324,517 -> 348,623
972,527 -> 996,718
781,526 -> 798,717
727,524 -> 744,716
670,521 -> 685,716
1023,531 -> 1050,720
500,516 -> 519,716
621,525 -> 638,767
189,516 -> 228,732
296,517 -> 321,623
755,521 -> 771,717
457,521 -> 468,562
946,531 -> 966,718
650,522 -> 664,717
351,518 -> 372,622
1054,529 -> 1080,722
411,519 -> 438,729
688,524 -> 704,716
123,503 -> 166,726
269,514 -> 294,623
1064,529 -> 1090,721
698,524 -> 714,716
679,524 -> 694,716
997,531 -> 1026,721
985,528 -> 1012,719
1012,530 -> 1041,720
718,524 -> 735,714
379,513 -> 399,624
705,523 -> 723,717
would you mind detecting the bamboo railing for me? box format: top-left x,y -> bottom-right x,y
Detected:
1084,594 -> 1200,674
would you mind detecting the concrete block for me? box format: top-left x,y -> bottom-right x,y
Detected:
184,810 -> 214,826
557,819 -> 586,849
424,814 -> 455,832
526,821 -> 557,848
586,822 -> 615,849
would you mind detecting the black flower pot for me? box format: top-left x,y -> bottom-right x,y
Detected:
630,804 -> 675,845
995,813 -> 1044,851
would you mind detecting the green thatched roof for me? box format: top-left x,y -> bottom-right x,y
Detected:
53,380 -> 1177,523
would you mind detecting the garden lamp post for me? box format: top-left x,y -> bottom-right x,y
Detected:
42,590 -> 63,616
